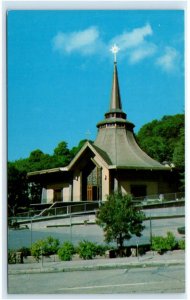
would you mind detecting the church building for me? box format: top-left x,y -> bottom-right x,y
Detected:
28,45 -> 176,203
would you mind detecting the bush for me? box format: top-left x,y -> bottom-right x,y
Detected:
77,240 -> 98,260
151,232 -> 177,253
95,244 -> 110,256
17,247 -> 31,258
165,232 -> 177,250
178,239 -> 185,250
31,236 -> 60,261
42,236 -> 60,256
178,226 -> 185,235
58,241 -> 75,261
31,240 -> 44,261
8,249 -> 16,264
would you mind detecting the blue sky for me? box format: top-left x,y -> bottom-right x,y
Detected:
7,10 -> 184,161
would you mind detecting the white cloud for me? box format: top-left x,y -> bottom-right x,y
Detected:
128,42 -> 157,64
110,23 -> 157,63
52,24 -> 181,72
156,47 -> 179,72
110,23 -> 153,51
52,23 -> 155,63
52,27 -> 99,55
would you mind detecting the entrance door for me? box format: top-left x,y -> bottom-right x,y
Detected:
82,160 -> 102,201
54,189 -> 62,202
87,185 -> 98,201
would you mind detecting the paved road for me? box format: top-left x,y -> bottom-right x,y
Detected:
8,217 -> 185,249
8,265 -> 185,294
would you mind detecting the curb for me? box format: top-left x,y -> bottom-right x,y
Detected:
8,260 -> 185,275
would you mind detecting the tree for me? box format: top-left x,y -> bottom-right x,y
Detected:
172,127 -> 185,191
8,162 -> 29,216
137,114 -> 185,190
70,139 -> 87,157
96,193 -> 145,255
137,114 -> 184,164
53,141 -> 72,166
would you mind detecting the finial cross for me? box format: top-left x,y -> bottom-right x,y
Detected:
86,129 -> 91,141
110,44 -> 120,63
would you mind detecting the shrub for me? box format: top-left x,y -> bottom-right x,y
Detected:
177,226 -> 185,235
8,249 -> 16,264
31,240 -> 44,261
42,236 -> 60,256
165,232 -> 177,250
58,241 -> 75,261
95,244 -> 109,256
77,240 -> 97,260
178,239 -> 185,250
17,247 -> 31,258
31,236 -> 60,261
151,236 -> 166,253
151,232 -> 177,253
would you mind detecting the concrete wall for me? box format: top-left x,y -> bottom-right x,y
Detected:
72,170 -> 81,201
44,182 -> 72,203
101,167 -> 110,200
120,180 -> 158,196
46,189 -> 54,203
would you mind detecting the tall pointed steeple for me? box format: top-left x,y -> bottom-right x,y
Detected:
97,46 -> 131,127
110,62 -> 122,111
94,44 -> 167,169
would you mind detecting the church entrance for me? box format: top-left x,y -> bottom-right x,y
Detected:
82,161 -> 102,201
54,189 -> 62,202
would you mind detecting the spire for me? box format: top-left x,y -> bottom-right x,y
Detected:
96,43 -> 133,129
110,62 -> 122,111
109,44 -> 122,111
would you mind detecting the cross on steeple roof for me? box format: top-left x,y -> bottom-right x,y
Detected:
110,44 -> 120,63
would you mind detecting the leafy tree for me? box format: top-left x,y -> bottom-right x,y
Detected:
28,182 -> 42,204
172,127 -> 185,190
96,193 -> 145,255
70,139 -> 91,157
8,162 -> 29,215
137,114 -> 184,164
28,149 -> 56,171
137,114 -> 185,190
53,141 -> 73,166
172,127 -> 185,169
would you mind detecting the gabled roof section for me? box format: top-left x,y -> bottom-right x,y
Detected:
67,141 -> 110,170
27,141 -> 111,179
28,167 -> 67,177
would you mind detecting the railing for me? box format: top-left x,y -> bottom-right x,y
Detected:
12,201 -> 100,222
132,192 -> 185,205
13,192 -> 185,222
13,209 -> 44,218
40,201 -> 100,217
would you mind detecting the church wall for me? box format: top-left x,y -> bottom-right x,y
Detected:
44,181 -> 71,203
119,180 -> 158,196
101,167 -> 110,200
46,189 -> 54,203
72,170 -> 81,201
62,183 -> 70,202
